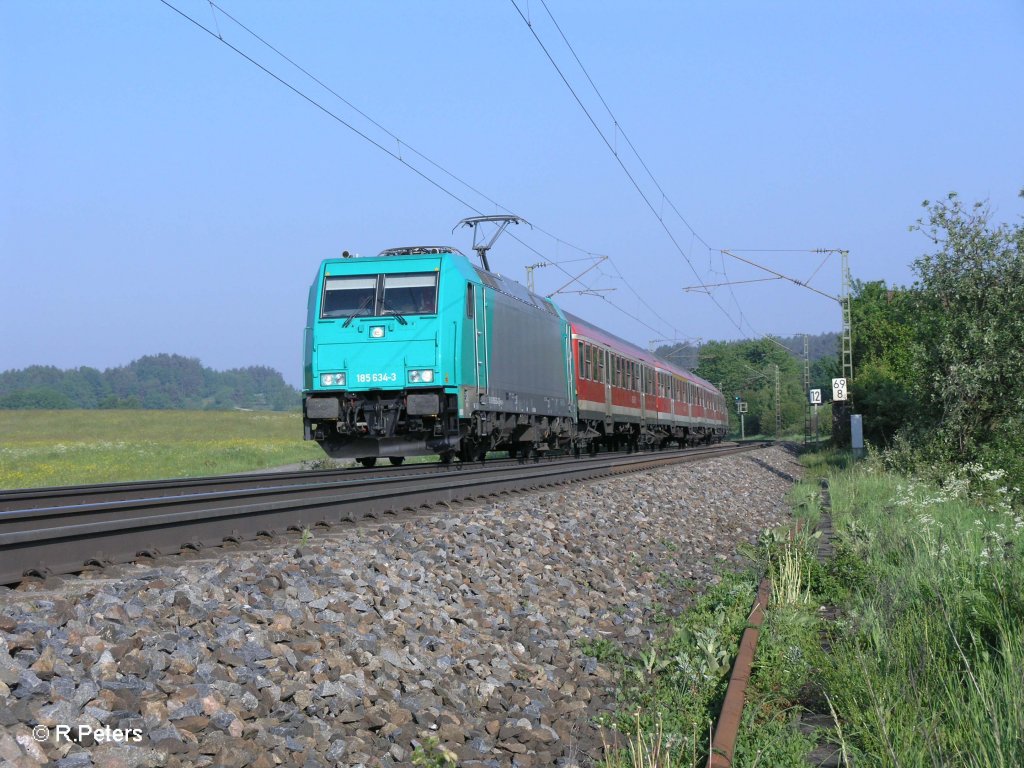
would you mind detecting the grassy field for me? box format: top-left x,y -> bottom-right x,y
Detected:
0,410 -> 326,489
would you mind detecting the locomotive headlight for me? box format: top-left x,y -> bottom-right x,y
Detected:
369,326 -> 386,339
319,372 -> 346,387
408,369 -> 434,384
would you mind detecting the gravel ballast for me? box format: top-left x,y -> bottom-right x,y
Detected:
0,445 -> 800,768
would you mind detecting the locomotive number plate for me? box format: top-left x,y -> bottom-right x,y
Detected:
355,372 -> 398,384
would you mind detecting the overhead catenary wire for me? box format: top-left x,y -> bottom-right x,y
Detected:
683,277 -> 783,292
206,0 -> 512,233
718,249 -> 757,338
157,0 -> 481,215
517,2 -> 850,345
803,251 -> 834,287
717,248 -> 842,303
508,0 -> 746,335
160,0 -> 690,341
720,250 -> 840,303
711,247 -> 839,361
715,248 -> 837,290
203,0 -> 634,283
536,0 -> 711,252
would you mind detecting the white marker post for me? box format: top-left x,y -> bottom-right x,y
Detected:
831,378 -> 847,402
832,378 -> 861,454
809,389 -> 822,444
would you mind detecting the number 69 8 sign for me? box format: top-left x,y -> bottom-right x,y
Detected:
832,378 -> 847,401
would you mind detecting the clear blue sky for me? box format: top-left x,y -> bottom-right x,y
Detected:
2,1 -> 1021,388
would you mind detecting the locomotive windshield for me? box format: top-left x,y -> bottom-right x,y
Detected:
321,276 -> 376,319
320,272 -> 438,319
382,273 -> 437,315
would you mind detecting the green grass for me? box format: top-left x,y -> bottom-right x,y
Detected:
590,449 -> 830,767
0,409 -> 324,489
734,509 -> 824,767
731,431 -> 808,443
590,570 -> 759,766
735,448 -> 1024,767
819,459 -> 1024,766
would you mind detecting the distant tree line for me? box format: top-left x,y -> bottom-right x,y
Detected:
775,332 -> 841,363
0,354 -> 300,411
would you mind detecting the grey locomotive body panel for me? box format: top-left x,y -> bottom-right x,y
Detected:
479,289 -> 573,418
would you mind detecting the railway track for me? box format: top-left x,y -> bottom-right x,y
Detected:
0,446 -> 689,511
0,442 -> 769,585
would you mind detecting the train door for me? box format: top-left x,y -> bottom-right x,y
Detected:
477,285 -> 489,393
563,326 -> 574,404
468,282 -> 488,401
639,365 -> 649,423
602,348 -> 613,432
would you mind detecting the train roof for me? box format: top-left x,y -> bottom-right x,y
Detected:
563,311 -> 719,392
377,245 -> 465,256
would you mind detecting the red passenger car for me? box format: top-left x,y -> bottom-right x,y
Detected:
567,313 -> 728,451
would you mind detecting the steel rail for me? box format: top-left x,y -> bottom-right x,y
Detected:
0,446 -> 695,511
0,443 -> 768,585
0,460 -> 490,511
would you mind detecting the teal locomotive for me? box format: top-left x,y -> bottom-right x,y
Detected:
302,245 -> 728,466
302,246 -> 577,467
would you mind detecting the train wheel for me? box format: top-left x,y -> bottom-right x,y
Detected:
439,451 -> 454,465
459,439 -> 481,464
357,457 -> 377,468
388,457 -> 405,466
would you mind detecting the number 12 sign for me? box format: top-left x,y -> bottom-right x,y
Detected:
832,378 -> 847,401
809,389 -> 822,405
